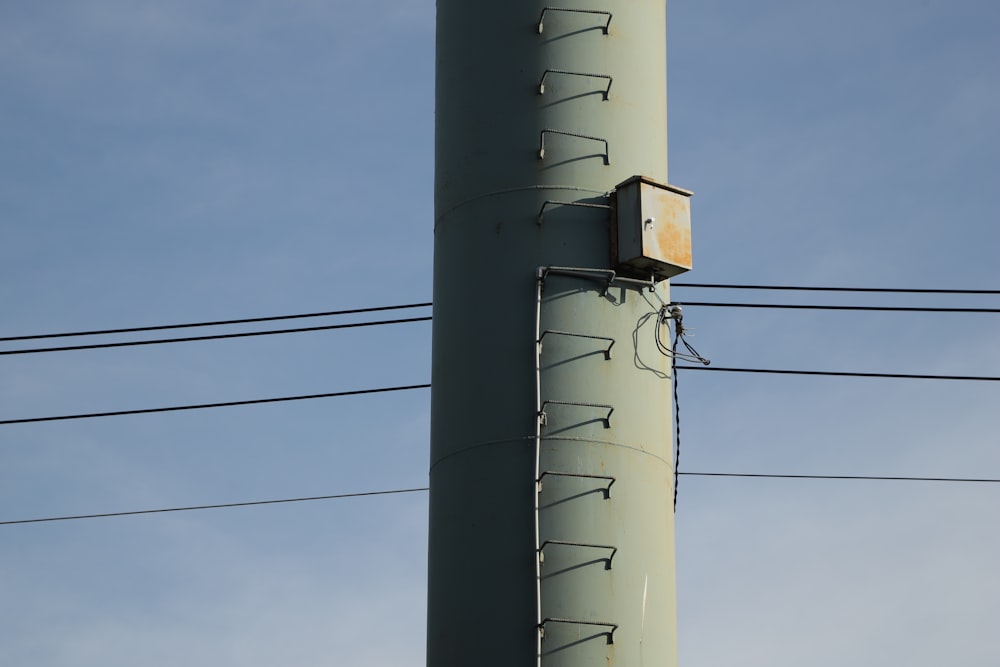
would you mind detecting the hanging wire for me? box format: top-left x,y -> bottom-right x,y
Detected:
656,305 -> 711,512
655,305 -> 710,366
672,334 -> 681,512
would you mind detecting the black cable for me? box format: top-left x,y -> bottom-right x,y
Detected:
672,329 -> 681,512
6,302 -> 994,356
0,487 -> 431,526
676,302 -> 1000,314
5,362 -> 998,425
679,472 -> 1000,483
0,316 -> 431,356
674,366 -> 1000,381
0,302 -> 432,343
2,285 -> 994,346
4,283 -> 996,345
663,306 -> 710,513
7,471 -> 1000,526
0,383 -> 432,425
672,283 -> 1000,294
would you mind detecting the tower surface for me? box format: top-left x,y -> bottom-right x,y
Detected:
429,3 -> 680,665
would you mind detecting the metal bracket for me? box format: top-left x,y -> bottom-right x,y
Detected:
537,200 -> 611,226
539,400 -> 614,428
538,69 -> 612,100
539,129 -> 610,165
540,265 -> 659,295
539,540 -> 618,569
539,618 -> 618,644
537,8 -> 612,35
538,471 -> 616,498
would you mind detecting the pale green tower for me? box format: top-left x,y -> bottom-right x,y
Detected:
429,2 -> 691,665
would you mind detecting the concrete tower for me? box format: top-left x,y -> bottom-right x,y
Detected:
429,2 -> 690,665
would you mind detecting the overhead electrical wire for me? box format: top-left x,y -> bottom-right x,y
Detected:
2,283 -> 995,350
4,363 -> 999,426
672,283 -> 1000,294
674,302 -> 1000,314
678,472 -> 1000,482
2,284 -> 995,527
0,316 -> 431,356
4,302 -> 995,357
0,487 -> 431,526
5,471 -> 1000,526
1,284 -> 995,425
0,383 -> 432,425
5,301 -> 996,357
675,366 -> 1000,381
0,302 -> 432,343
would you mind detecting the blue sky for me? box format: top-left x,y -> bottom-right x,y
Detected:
1,1 -> 998,665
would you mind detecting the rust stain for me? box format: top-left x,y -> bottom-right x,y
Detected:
653,223 -> 692,269
644,185 -> 692,270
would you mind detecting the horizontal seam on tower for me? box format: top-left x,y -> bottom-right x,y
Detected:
434,184 -> 609,229
545,436 -> 671,466
429,436 -> 535,473
429,434 -> 670,473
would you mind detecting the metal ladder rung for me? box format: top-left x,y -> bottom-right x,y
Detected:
538,129 -> 610,165
539,618 -> 618,644
539,539 -> 618,569
539,400 -> 613,428
538,69 -> 612,99
536,201 -> 611,227
537,470 -> 615,498
537,8 -> 613,35
538,328 -> 614,358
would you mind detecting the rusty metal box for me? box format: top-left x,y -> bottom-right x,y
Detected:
612,175 -> 692,280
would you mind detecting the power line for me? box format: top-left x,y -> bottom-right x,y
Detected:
676,302 -> 1000,314
672,283 -> 1000,294
0,383 -> 431,425
0,487 -> 431,526
675,366 -> 1000,381
6,471 -> 1000,526
5,300 -> 994,357
0,316 -> 431,356
10,302 -> 994,357
4,283 -> 996,346
680,472 -> 1000,483
5,302 -> 994,357
5,361 -> 999,425
0,302 -> 432,343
